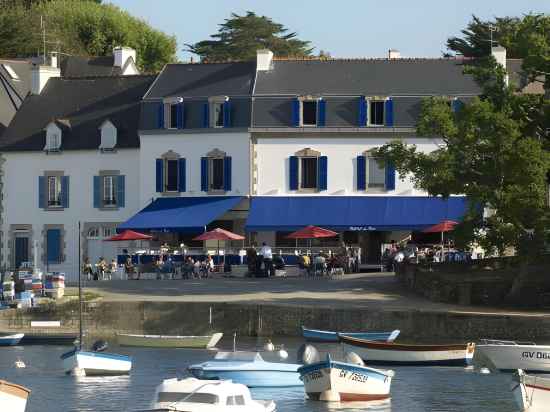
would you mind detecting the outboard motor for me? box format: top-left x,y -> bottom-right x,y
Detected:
91,340 -> 108,352
344,351 -> 365,366
297,344 -> 320,365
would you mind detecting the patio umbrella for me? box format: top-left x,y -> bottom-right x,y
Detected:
286,225 -> 338,249
105,230 -> 152,241
423,220 -> 458,261
193,228 -> 245,266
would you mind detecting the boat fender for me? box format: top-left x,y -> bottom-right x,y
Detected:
344,352 -> 365,366
92,340 -> 108,352
297,344 -> 320,365
277,344 -> 289,360
263,339 -> 275,352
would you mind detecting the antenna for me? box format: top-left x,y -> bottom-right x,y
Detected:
41,15 -> 46,64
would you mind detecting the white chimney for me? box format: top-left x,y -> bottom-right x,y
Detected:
491,46 -> 508,85
31,64 -> 60,95
256,49 -> 274,71
113,46 -> 136,68
388,49 -> 401,59
50,51 -> 58,68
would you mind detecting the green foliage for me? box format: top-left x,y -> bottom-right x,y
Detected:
0,0 -> 176,72
186,11 -> 313,61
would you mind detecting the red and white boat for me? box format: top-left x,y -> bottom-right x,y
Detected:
0,380 -> 30,412
512,370 -> 550,412
340,335 -> 475,366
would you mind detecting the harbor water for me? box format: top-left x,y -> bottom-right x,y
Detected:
0,338 -> 518,412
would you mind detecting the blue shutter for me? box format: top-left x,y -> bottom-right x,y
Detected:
451,98 -> 464,113
358,96 -> 367,126
223,100 -> 232,127
155,159 -> 163,192
157,102 -> 164,129
38,176 -> 45,208
202,103 -> 209,128
318,156 -> 328,191
318,99 -> 326,127
289,156 -> 298,190
93,176 -> 101,208
385,161 -> 396,191
201,157 -> 209,192
223,156 -> 232,191
61,176 -> 69,208
117,175 -> 125,207
357,155 -> 366,190
384,98 -> 394,126
176,103 -> 184,129
47,229 -> 61,263
291,98 -> 300,127
178,158 -> 186,192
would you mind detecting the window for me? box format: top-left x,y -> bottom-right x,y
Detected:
87,227 -> 100,238
367,155 -> 385,188
209,158 -> 225,190
103,176 -> 117,206
302,100 -> 317,126
169,103 -> 178,129
213,102 -> 224,127
46,132 -> 61,151
157,392 -> 218,404
165,159 -> 179,192
300,157 -> 318,189
102,227 -> 115,238
369,101 -> 385,126
47,176 -> 62,207
99,121 -> 117,150
226,395 -> 245,405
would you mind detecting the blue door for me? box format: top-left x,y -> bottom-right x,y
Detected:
15,237 -> 29,270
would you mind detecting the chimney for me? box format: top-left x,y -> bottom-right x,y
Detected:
113,46 -> 136,68
256,49 -> 274,71
388,49 -> 401,59
491,46 -> 508,85
50,51 -> 58,68
31,64 -> 60,95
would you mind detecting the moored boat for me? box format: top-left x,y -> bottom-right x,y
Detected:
302,326 -> 400,343
299,353 -> 394,402
0,380 -> 30,412
512,369 -> 550,411
61,347 -> 132,376
340,335 -> 475,366
117,332 -> 223,349
476,340 -> 550,373
188,351 -> 302,387
145,377 -> 276,412
0,333 -> 24,346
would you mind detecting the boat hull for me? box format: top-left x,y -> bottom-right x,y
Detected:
476,344 -> 550,373
117,332 -> 223,349
0,380 -> 30,412
188,368 -> 302,387
302,327 -> 399,343
341,336 -> 475,366
0,333 -> 24,346
299,359 -> 392,402
512,371 -> 550,412
61,349 -> 132,376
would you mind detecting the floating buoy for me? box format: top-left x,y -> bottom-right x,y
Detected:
263,339 -> 275,352
14,360 -> 26,369
479,367 -> 491,374
277,344 -> 288,360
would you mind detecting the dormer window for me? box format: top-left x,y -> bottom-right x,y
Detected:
213,102 -> 224,127
369,100 -> 385,126
292,97 -> 326,127
359,97 -> 394,127
158,99 -> 184,129
99,120 -> 117,151
44,122 -> 62,152
207,97 -> 231,128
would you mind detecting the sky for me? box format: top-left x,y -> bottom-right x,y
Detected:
107,0 -> 550,60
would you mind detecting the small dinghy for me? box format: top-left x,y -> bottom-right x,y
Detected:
0,333 -> 24,346
298,345 -> 394,402
340,335 -> 475,366
144,377 -> 276,412
0,380 -> 30,412
61,346 -> 132,376
117,332 -> 223,349
476,339 -> 550,373
302,326 -> 400,343
189,351 -> 302,387
512,369 -> 550,412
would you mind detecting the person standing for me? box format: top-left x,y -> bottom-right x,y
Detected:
260,242 -> 274,277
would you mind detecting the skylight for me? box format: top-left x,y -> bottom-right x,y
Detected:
1,64 -> 19,80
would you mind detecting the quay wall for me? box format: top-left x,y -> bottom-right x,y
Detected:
1,300 -> 550,342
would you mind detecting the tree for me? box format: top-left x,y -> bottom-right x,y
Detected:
186,11 -> 313,61
0,1 -> 176,72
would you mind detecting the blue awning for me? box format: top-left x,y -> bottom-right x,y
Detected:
119,196 -> 244,233
245,196 -> 468,232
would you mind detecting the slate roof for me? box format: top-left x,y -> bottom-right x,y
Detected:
144,62 -> 256,99
506,59 -> 545,94
0,59 -> 32,134
254,58 -> 481,96
60,55 -> 123,77
0,75 -> 155,151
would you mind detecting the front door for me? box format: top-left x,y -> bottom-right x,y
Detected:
14,236 -> 29,269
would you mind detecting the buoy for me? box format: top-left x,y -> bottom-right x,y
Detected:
14,360 -> 26,369
263,339 -> 275,352
277,344 -> 288,360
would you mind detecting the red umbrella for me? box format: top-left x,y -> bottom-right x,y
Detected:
104,230 -> 152,241
423,220 -> 459,261
286,225 -> 338,239
193,228 -> 245,267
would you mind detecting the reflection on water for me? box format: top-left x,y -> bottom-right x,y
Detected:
0,338 -> 518,412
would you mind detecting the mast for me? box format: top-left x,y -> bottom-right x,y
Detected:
78,221 -> 82,351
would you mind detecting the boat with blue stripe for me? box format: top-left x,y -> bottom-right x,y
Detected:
302,326 -> 400,343
0,333 -> 24,346
61,348 -> 132,376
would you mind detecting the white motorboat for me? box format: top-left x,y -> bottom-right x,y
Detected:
512,370 -> 550,411
0,380 -> 30,412
61,348 -> 132,376
147,377 -> 276,412
476,339 -> 550,373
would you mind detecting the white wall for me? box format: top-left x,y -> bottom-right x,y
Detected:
1,149 -> 140,281
254,135 -> 443,196
139,131 -> 251,206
